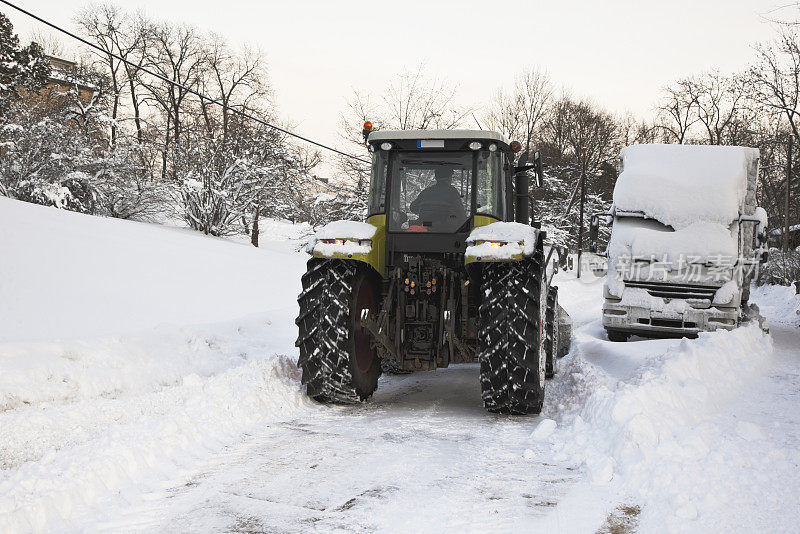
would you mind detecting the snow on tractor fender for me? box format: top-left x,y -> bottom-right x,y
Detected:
465,221 -> 542,264
305,218 -> 385,275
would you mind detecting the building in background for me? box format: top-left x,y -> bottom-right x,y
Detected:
42,56 -> 97,104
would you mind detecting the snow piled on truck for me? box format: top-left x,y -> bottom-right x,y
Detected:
0,197 -> 313,532
607,218 -> 738,267
614,144 -> 759,229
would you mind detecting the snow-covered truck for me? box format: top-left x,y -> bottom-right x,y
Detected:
592,144 -> 768,341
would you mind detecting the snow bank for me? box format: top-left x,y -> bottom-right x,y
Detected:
0,197 -> 308,343
614,144 -> 758,230
465,222 -> 539,260
750,283 -> 800,325
541,322 -> 775,531
0,198 -> 315,531
0,353 -> 310,532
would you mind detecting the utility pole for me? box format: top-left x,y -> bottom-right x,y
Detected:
577,150 -> 587,278
785,135 -> 793,253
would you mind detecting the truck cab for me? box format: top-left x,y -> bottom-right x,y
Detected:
595,144 -> 768,341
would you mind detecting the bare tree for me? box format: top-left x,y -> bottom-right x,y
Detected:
382,68 -> 472,131
751,26 -> 800,144
485,67 -> 552,153
201,34 -> 270,145
140,21 -> 205,180
75,4 -> 127,147
657,82 -> 699,144
686,72 -> 751,145
545,96 -> 618,176
619,112 -> 661,146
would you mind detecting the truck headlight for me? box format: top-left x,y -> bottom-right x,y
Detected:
358,239 -> 372,247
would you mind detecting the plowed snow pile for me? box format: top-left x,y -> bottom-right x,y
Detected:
0,198 -> 313,531
536,285 -> 798,532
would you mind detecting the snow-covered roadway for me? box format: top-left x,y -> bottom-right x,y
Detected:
93,366 -> 582,533
2,197 -> 799,533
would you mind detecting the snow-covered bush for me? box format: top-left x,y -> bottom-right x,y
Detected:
758,249 -> 800,286
172,111 -> 317,236
92,140 -> 170,221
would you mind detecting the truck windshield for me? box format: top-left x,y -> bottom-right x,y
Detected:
388,152 -> 472,233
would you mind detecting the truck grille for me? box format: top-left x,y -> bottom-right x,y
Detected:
624,280 -> 717,301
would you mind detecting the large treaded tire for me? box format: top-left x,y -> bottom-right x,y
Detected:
478,252 -> 546,415
295,259 -> 381,403
544,286 -> 559,379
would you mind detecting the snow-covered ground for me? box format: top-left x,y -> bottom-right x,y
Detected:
1,197 -> 799,533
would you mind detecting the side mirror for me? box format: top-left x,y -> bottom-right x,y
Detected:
756,228 -> 768,248
760,250 -> 769,264
588,214 -> 600,253
532,151 -> 543,188
513,150 -> 543,188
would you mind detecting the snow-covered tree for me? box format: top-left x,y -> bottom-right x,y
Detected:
0,12 -> 49,119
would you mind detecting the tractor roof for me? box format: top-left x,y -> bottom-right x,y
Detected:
368,129 -> 509,146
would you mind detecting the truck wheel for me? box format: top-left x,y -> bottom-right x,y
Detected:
544,286 -> 559,379
606,329 -> 630,342
478,254 -> 545,415
295,259 -> 381,403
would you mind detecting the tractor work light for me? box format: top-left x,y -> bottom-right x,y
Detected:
362,121 -> 374,142
380,142 -> 392,151
321,239 -> 345,245
468,141 -> 482,150
488,143 -> 497,152
477,240 -> 506,248
510,140 -> 522,153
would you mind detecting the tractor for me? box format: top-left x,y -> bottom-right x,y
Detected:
295,126 -> 570,414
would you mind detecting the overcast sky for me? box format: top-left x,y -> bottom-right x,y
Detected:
3,0 -> 785,172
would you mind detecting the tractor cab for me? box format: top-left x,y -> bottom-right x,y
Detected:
365,129 -> 540,269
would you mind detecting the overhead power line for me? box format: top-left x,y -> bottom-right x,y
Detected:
0,0 -> 369,164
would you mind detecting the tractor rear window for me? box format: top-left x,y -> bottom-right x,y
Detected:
388,152 -> 472,233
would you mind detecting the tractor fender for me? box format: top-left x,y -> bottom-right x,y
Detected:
464,221 -> 543,265
306,215 -> 386,276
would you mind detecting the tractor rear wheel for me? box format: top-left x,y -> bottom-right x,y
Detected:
295,259 -> 381,403
478,253 -> 546,415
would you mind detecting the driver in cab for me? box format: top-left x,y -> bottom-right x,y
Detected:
409,168 -> 466,229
